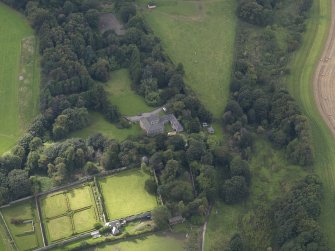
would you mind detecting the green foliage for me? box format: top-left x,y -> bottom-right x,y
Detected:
222,176 -> 248,204
272,175 -> 328,250
8,169 -> 31,199
151,206 -> 170,229
99,226 -> 110,235
144,179 -> 157,195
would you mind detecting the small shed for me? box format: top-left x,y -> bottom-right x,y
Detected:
112,226 -> 120,235
91,230 -> 101,238
148,4 -> 157,9
169,216 -> 185,226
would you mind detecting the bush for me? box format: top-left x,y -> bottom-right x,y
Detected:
94,222 -> 103,230
145,179 -> 157,195
99,226 -> 110,235
10,218 -> 24,225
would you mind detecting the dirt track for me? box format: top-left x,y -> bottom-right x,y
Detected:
314,0 -> 335,136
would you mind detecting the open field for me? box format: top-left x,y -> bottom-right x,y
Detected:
1,200 -> 43,251
205,139 -> 307,250
91,232 -> 185,251
99,170 -> 157,220
40,184 -> 99,242
137,0 -> 237,118
286,0 -> 335,247
0,3 -> 40,154
70,112 -> 143,141
106,69 -> 152,116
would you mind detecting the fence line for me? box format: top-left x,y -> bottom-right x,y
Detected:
0,167 -> 130,210
35,196 -> 47,247
0,211 -> 18,251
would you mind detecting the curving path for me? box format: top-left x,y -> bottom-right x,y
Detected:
314,0 -> 335,137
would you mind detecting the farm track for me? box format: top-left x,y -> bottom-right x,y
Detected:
314,0 -> 335,137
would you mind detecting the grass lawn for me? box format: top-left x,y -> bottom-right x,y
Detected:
93,233 -> 185,251
205,203 -> 243,250
67,186 -> 92,211
1,200 -> 43,251
106,69 -> 152,116
41,184 -> 100,242
73,208 -> 97,233
47,216 -> 73,242
99,170 -> 157,220
0,3 -> 40,154
137,0 -> 237,118
70,112 -> 143,141
285,0 -> 335,247
41,193 -> 68,218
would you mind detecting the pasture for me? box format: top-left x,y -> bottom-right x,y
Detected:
40,184 -> 100,242
70,112 -> 143,141
0,3 -> 40,154
286,0 -> 335,247
137,0 -> 237,118
99,170 -> 157,220
1,200 -> 43,251
105,69 -> 152,116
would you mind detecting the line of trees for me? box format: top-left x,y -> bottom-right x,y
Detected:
220,0 -> 330,249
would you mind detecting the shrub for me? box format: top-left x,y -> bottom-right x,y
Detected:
94,222 -> 103,230
145,179 -> 157,195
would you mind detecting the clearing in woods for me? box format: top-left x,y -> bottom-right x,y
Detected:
105,69 -> 153,116
287,0 -> 335,247
98,170 -> 157,220
136,0 -> 237,118
69,112 -> 143,140
0,3 -> 40,154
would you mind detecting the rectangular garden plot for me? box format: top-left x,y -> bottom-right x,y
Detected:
40,184 -> 100,243
99,170 -> 157,220
73,208 -> 97,233
1,199 -> 43,251
46,216 -> 72,242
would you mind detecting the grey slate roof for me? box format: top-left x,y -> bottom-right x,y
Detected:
139,114 -> 183,136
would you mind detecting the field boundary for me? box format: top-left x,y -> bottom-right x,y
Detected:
35,196 -> 47,247
0,211 -> 18,251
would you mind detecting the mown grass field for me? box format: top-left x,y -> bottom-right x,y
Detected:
285,0 -> 335,247
92,233 -> 185,251
40,185 -> 99,242
70,112 -> 143,140
205,139 -> 307,250
0,3 -> 40,154
1,200 -> 43,251
106,69 -> 152,116
137,0 -> 237,118
99,170 -> 157,220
